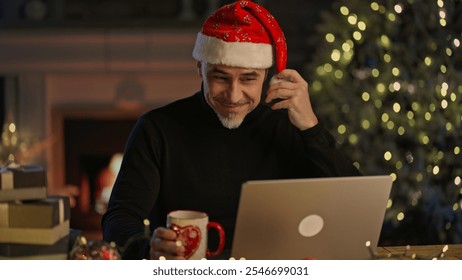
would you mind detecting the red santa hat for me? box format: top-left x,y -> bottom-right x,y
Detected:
192,0 -> 287,73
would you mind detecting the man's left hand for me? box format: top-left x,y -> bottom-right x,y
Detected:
265,69 -> 318,130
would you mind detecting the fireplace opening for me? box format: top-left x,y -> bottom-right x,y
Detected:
64,118 -> 136,240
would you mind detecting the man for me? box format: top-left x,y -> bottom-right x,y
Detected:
102,0 -> 361,260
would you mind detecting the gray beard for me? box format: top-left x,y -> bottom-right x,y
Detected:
216,112 -> 244,129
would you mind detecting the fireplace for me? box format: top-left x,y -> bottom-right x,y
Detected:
49,106 -> 147,240
64,117 -> 137,239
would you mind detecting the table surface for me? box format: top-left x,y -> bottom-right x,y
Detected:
376,244 -> 462,260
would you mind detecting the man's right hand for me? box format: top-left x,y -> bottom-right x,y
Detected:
149,227 -> 186,260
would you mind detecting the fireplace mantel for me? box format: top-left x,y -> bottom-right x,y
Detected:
0,29 -> 198,73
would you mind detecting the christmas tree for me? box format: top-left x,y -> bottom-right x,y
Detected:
306,0 -> 462,245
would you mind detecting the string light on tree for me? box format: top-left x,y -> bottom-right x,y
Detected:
307,0 -> 462,245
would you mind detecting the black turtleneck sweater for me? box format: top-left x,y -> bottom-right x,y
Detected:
102,91 -> 361,259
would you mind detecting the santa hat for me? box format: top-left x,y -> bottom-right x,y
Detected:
192,0 -> 287,73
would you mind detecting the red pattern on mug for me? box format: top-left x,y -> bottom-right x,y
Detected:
171,224 -> 202,259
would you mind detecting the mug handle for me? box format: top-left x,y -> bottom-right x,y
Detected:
206,222 -> 225,257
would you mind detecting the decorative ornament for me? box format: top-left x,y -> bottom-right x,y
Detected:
70,236 -> 121,260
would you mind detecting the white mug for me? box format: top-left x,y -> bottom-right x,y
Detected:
167,210 -> 225,260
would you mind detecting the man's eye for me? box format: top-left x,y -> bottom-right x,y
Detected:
241,77 -> 256,82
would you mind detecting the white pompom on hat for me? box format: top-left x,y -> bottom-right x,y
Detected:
192,0 -> 287,73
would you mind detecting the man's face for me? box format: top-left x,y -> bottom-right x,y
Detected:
200,63 -> 267,129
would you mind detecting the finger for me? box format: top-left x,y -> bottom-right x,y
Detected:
276,69 -> 306,83
265,86 -> 298,103
150,237 -> 185,257
153,227 -> 177,241
270,98 -> 294,111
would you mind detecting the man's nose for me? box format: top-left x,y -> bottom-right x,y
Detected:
227,80 -> 243,103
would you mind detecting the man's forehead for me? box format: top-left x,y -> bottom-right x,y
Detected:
207,64 -> 264,75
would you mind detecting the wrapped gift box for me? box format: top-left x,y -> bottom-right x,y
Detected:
0,235 -> 69,260
0,220 -> 69,245
0,196 -> 70,228
0,165 -> 47,202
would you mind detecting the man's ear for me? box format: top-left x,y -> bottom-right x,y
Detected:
197,61 -> 202,78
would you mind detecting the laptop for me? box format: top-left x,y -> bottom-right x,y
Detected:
231,175 -> 393,260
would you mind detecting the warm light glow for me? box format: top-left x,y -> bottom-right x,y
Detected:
353,31 -> 362,41
439,10 -> 446,19
387,13 -> 396,22
424,112 -> 432,121
384,54 -> 391,62
325,33 -> 335,43
343,51 -> 353,61
337,124 -> 346,134
390,173 -> 397,181
8,123 -> 16,133
386,121 -> 394,130
392,67 -> 400,76
384,151 -> 392,161
331,49 -> 341,61
316,66 -> 325,76
348,134 -> 359,145
394,4 -> 403,13
361,119 -> 370,129
340,6 -> 349,16
441,82 -> 448,96
370,2 -> 379,11
342,42 -> 351,52
323,63 -> 333,72
380,35 -> 391,47
387,199 -> 393,208
397,212 -> 405,221
311,80 -> 322,92
440,65 -> 447,73
433,166 -> 440,175
393,103 -> 401,113
381,113 -> 389,122
454,38 -> 461,47
362,92 -> 370,101
348,15 -> 357,25
441,100 -> 448,109
455,176 -> 461,185
424,56 -> 432,66
358,21 -> 366,31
